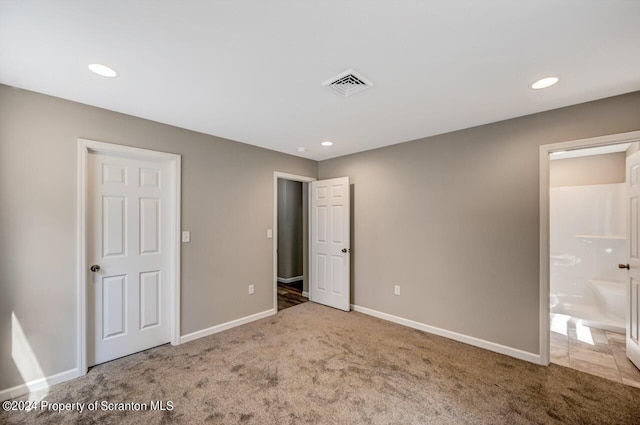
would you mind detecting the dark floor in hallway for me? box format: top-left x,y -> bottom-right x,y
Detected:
277,281 -> 307,311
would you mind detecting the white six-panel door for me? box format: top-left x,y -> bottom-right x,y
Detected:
627,151 -> 640,369
310,177 -> 350,311
87,153 -> 171,366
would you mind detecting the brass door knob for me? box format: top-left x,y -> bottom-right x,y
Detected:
618,264 -> 630,270
90,264 -> 101,272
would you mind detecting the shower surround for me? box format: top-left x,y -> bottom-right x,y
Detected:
550,183 -> 627,332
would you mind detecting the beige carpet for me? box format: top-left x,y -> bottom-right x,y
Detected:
2,302 -> 640,424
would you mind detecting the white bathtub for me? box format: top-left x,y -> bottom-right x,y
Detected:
550,280 -> 626,333
589,279 -> 625,323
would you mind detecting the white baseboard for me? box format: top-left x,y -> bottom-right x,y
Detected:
277,276 -> 303,284
301,291 -> 309,298
1,368 -> 79,402
351,304 -> 542,365
180,308 -> 276,344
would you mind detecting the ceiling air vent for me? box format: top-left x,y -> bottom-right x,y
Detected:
322,69 -> 374,97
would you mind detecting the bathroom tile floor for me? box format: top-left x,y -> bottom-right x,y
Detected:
550,316 -> 640,387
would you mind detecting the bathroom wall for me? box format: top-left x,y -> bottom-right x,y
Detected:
550,153 -> 625,187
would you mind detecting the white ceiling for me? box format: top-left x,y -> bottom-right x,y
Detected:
1,1 -> 639,161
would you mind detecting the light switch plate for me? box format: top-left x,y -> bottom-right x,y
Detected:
182,231 -> 191,243
267,229 -> 273,238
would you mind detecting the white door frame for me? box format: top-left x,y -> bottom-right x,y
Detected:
273,172 -> 316,311
77,138 -> 181,375
539,130 -> 640,366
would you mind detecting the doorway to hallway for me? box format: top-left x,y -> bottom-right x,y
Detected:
275,174 -> 312,311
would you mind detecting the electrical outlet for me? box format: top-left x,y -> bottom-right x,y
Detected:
394,285 -> 400,296
248,284 -> 255,295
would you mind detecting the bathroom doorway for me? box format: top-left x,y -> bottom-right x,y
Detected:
547,141 -> 640,386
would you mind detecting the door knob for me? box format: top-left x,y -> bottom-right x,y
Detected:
341,248 -> 351,253
618,263 -> 630,270
90,264 -> 101,272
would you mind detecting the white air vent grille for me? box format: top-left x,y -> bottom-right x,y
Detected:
322,69 -> 374,97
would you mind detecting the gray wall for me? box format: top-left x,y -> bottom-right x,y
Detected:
0,85 -> 317,391
277,179 -> 303,280
318,91 -> 640,355
550,153 -> 625,187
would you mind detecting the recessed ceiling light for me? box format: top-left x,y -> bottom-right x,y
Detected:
321,141 -> 333,147
88,63 -> 118,78
531,77 -> 559,90
297,147 -> 307,153
551,151 -> 566,156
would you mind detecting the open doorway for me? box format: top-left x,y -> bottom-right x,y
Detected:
544,138 -> 640,386
273,172 -> 352,312
273,172 -> 315,312
277,178 -> 307,310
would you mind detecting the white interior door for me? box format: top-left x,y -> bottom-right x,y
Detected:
87,152 -> 171,366
626,151 -> 640,369
310,177 -> 350,311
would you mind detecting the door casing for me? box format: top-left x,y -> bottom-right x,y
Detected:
539,130 -> 640,367
77,139 -> 181,375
